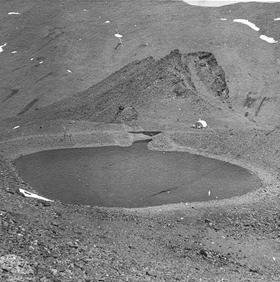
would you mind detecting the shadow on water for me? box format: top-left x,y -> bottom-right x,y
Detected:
14,142 -> 261,208
128,131 -> 162,137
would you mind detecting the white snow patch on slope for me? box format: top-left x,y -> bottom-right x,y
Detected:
0,43 -> 7,53
233,19 -> 260,31
259,34 -> 278,43
182,0 -> 280,7
8,12 -> 21,15
198,119 -> 207,128
274,18 -> 280,21
19,188 -> 54,202
114,33 -> 123,38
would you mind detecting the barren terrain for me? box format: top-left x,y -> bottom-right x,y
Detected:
1,0 -> 280,281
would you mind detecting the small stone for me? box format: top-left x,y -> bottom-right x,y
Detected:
51,221 -> 59,226
2,221 -> 9,228
51,268 -> 58,275
38,200 -> 51,207
146,270 -> 157,277
199,249 -> 208,257
6,188 -> 15,194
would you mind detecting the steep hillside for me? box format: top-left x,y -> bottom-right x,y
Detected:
6,49 -> 252,129
1,0 -> 280,127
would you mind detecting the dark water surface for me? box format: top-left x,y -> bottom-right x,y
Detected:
14,141 -> 261,208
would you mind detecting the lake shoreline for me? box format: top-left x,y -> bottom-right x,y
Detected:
0,120 -> 276,211
13,139 -> 262,208
1,120 -> 280,280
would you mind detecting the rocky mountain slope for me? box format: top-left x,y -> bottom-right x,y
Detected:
9,49 -> 242,129
1,0 -> 280,128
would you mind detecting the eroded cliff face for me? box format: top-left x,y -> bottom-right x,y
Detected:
185,52 -> 230,103
9,49 -> 235,127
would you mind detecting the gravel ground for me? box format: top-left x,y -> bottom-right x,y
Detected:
1,122 -> 280,281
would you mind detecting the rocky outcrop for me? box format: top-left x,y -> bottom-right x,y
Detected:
114,106 -> 138,122
186,52 -> 229,103
10,50 -> 229,124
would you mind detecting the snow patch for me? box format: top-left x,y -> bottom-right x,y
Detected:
18,188 -> 54,202
8,12 -> 21,15
181,1 -> 280,7
220,18 -> 227,21
198,119 -> 207,128
259,34 -> 278,44
274,18 -> 280,21
233,19 -> 260,31
11,51 -> 17,54
0,43 -> 7,53
12,125 -> 20,130
114,33 -> 123,38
